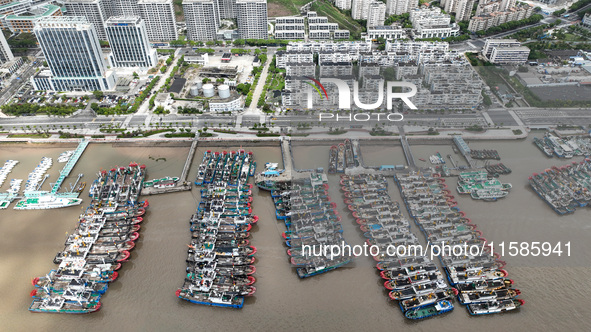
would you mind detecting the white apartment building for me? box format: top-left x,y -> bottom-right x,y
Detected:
583,13 -> 591,27
335,0 -> 351,10
275,50 -> 314,68
366,1 -> 386,29
410,7 -> 460,39
366,25 -> 406,40
334,30 -> 350,39
111,0 -> 140,16
274,16 -> 305,39
386,0 -> 417,16
236,0 -> 268,39
217,0 -> 237,18
489,46 -> 530,64
137,0 -> 178,41
183,0 -> 219,41
351,0 -> 371,19
64,0 -> 110,40
105,16 -> 157,68
468,3 -> 534,32
482,38 -> 521,58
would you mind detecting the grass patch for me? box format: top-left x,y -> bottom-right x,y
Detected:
512,129 -> 523,135
143,129 -> 175,136
311,1 -> 364,38
267,0 -> 310,16
100,128 -> 126,133
213,129 -> 237,134
328,129 -> 348,135
287,133 -> 309,137
165,132 -> 195,138
8,133 -> 50,138
91,134 -> 105,138
256,132 -> 281,137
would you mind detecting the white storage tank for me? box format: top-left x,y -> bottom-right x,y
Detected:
202,83 -> 215,97
195,81 -> 202,89
218,84 -> 230,99
190,85 -> 200,96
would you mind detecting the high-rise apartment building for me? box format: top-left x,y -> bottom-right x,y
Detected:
236,0 -> 267,40
385,0 -> 417,16
32,16 -> 115,91
105,16 -> 157,68
183,0 -> 219,41
63,0 -> 110,40
367,1 -> 386,29
335,0 -> 352,10
137,0 -> 178,41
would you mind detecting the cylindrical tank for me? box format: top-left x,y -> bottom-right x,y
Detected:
190,85 -> 200,96
195,81 -> 203,89
218,84 -> 230,99
202,84 -> 215,97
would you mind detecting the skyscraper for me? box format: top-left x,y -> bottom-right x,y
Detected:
236,0 -> 267,40
137,0 -> 178,41
0,30 -> 14,64
64,0 -> 110,40
183,0 -> 219,41
105,16 -> 157,68
32,16 -> 115,91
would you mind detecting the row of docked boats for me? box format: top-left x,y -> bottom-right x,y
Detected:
29,163 -> 148,314
340,174 -> 455,320
470,149 -> 500,160
195,150 -> 256,186
456,171 -> 512,201
177,151 -> 258,308
24,157 -> 52,192
533,133 -> 591,159
485,163 -> 511,175
529,159 -> 591,215
328,139 -> 357,174
260,172 -> 352,278
395,172 -> 523,316
0,159 -> 18,187
0,179 -> 22,209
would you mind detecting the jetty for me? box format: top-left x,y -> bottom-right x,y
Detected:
400,134 -> 416,169
453,136 -> 475,169
141,139 -> 197,195
50,140 -> 89,194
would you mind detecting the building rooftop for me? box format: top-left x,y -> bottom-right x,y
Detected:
105,16 -> 142,25
6,4 -> 61,21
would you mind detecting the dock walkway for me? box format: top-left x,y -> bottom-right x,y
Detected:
51,140 -> 89,194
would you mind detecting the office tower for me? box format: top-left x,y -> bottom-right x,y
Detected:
137,0 -> 178,41
64,0 -> 110,40
32,16 -> 115,91
105,16 -> 157,68
236,0 -> 267,40
183,0 -> 219,41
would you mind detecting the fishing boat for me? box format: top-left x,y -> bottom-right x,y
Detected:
176,288 -> 244,309
467,299 -> 524,315
404,299 -> 454,320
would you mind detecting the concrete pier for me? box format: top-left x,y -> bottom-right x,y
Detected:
141,138 -> 197,196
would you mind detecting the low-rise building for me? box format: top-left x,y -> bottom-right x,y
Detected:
489,46 -> 530,64
366,25 -> 406,40
409,7 -> 460,39
275,50 -> 314,68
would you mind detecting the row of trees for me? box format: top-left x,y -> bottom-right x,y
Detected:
475,15 -> 544,36
2,103 -> 79,116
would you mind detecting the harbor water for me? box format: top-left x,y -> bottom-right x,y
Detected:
0,138 -> 589,331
